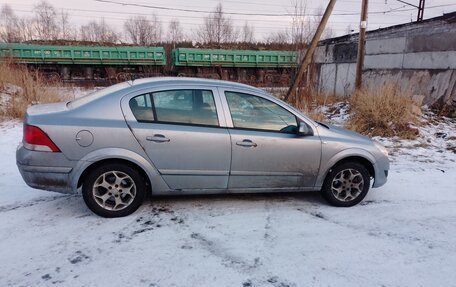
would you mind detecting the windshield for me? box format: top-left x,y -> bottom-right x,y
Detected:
67,82 -> 131,109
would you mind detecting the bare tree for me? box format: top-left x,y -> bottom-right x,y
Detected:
265,0 -> 314,46
167,19 -> 184,44
0,4 -> 21,42
196,3 -> 238,45
290,0 -> 312,51
240,21 -> 255,43
124,15 -> 162,45
312,6 -> 334,40
148,15 -> 162,44
58,10 -> 76,40
33,1 -> 59,40
265,30 -> 290,44
80,22 -> 98,42
80,19 -> 118,43
17,18 -> 35,41
266,2 -> 333,46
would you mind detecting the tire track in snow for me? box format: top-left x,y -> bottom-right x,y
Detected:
184,197 -> 301,287
0,194 -> 73,213
263,199 -> 274,244
295,205 -> 456,253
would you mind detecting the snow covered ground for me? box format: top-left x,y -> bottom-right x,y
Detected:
1,108 -> 456,286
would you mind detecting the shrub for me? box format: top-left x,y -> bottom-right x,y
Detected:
346,84 -> 421,139
0,61 -> 63,119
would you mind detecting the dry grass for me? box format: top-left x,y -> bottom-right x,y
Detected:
269,87 -> 346,122
346,84 -> 422,139
0,61 -> 63,119
292,88 -> 344,122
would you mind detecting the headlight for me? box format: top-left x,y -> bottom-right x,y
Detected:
374,141 -> 389,157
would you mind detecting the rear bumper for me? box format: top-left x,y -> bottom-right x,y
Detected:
16,144 -> 76,194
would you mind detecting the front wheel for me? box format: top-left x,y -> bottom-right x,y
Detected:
82,163 -> 146,217
321,162 -> 371,207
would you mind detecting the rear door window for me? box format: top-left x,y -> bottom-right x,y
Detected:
129,94 -> 154,122
152,90 -> 218,126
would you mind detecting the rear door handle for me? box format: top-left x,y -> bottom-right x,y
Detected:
146,134 -> 170,143
236,139 -> 257,147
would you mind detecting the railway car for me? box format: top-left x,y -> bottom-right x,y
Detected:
173,48 -> 297,85
0,43 -> 166,82
0,43 -> 298,86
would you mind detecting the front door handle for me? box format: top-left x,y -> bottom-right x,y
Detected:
146,134 -> 170,143
236,139 -> 257,147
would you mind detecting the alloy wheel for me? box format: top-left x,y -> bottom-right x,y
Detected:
330,168 -> 365,202
92,171 -> 136,211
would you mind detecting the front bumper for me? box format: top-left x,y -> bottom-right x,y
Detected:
372,155 -> 390,188
16,144 -> 76,194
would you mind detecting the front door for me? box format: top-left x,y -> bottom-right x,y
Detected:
124,88 -> 231,190
222,90 -> 322,189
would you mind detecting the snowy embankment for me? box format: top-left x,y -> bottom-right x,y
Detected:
0,102 -> 456,287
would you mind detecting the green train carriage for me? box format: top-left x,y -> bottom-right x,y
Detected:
0,43 -> 166,81
0,43 -> 298,85
173,48 -> 297,85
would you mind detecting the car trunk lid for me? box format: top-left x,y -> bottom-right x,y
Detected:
26,102 -> 69,116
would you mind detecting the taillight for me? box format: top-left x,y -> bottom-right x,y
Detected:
23,124 -> 61,152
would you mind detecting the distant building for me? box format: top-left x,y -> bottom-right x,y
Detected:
311,12 -> 456,113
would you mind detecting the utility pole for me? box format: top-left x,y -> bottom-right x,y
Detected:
397,0 -> 426,21
285,0 -> 337,102
355,0 -> 368,90
417,0 -> 425,21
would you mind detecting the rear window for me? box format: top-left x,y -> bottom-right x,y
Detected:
130,94 -> 154,122
67,82 -> 130,109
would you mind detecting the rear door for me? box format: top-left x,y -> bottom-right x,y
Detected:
122,86 -> 231,190
219,89 -> 322,189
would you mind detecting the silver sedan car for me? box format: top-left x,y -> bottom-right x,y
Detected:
17,78 -> 389,217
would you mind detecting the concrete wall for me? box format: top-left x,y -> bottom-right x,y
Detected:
311,13 -> 456,110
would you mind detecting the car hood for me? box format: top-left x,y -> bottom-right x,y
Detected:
317,123 -> 373,144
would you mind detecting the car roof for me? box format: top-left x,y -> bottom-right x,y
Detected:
68,77 -> 274,110
128,77 -> 266,94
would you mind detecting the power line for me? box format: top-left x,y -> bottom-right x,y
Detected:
94,0 -> 455,17
8,1 -> 454,21
11,8 -> 360,32
8,4 -> 413,24
7,0 -> 454,38
11,8 -> 412,29
93,0 -> 319,16
1,3 -> 353,21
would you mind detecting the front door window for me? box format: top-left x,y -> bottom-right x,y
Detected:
225,91 -> 298,133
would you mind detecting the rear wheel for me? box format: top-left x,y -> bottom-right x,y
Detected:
82,163 -> 146,217
321,162 -> 370,207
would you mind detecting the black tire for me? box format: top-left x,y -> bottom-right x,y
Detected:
82,163 -> 146,217
321,162 -> 371,207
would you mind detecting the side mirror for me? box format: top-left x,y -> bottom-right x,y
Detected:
298,122 -> 313,136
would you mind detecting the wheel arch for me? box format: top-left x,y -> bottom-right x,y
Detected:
77,158 -> 151,192
70,147 -> 170,194
329,156 -> 375,177
315,149 -> 376,188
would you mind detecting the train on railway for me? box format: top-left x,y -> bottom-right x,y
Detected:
0,43 -> 298,86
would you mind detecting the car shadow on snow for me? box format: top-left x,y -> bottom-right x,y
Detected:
148,190 -> 324,203
20,191 -> 327,220
145,191 -> 326,209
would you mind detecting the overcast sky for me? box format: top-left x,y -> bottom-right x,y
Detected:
3,0 -> 456,41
